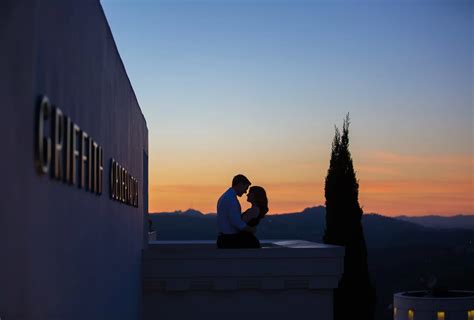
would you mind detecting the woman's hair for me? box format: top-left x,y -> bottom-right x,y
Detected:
249,186 -> 269,219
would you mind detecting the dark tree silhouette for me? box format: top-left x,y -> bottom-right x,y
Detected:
323,114 -> 376,320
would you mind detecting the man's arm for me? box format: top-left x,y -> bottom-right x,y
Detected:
227,199 -> 256,232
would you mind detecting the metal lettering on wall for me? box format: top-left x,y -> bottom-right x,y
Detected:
110,159 -> 139,207
35,95 -> 139,208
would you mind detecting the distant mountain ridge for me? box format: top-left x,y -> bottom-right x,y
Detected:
150,207 -> 474,229
156,208 -> 208,217
395,215 -> 474,230
149,206 -> 474,249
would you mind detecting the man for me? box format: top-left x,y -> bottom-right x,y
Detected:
216,174 -> 255,248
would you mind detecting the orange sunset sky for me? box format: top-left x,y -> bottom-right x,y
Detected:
149,149 -> 473,216
102,0 -> 473,216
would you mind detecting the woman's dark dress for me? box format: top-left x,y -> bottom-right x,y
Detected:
216,232 -> 260,248
216,209 -> 261,249
217,211 -> 261,249
237,210 -> 261,248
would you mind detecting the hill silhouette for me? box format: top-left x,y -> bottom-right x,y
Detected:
149,207 -> 474,249
395,214 -> 474,230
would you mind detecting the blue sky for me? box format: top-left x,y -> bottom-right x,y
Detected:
101,0 -> 473,215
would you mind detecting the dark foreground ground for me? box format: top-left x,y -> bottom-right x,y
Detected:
149,209 -> 474,320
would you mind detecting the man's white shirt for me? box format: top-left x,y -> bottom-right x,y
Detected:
217,187 -> 247,234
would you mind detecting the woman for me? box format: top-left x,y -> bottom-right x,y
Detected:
239,186 -> 269,248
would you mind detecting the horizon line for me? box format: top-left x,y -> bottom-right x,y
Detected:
148,206 -> 474,217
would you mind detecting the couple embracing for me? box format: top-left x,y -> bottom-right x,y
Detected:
216,174 -> 268,249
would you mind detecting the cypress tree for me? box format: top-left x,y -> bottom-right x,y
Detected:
323,114 -> 376,320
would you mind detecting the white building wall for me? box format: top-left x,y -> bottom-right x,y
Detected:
0,1 -> 148,319
143,240 -> 345,320
394,291 -> 474,320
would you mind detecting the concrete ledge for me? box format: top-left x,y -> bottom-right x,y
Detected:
143,240 -> 344,291
143,240 -> 344,320
143,276 -> 342,293
394,291 -> 474,312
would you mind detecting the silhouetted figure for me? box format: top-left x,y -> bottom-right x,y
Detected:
323,114 -> 376,320
240,186 -> 269,248
216,174 -> 256,248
